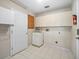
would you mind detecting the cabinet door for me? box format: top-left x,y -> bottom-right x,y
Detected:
10,10 -> 28,56
28,15 -> 34,29
0,7 -> 14,24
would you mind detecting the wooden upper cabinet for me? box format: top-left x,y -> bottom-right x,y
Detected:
28,15 -> 35,29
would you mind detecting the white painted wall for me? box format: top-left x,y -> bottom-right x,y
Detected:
77,0 -> 79,58
28,29 -> 34,46
72,0 -> 79,59
36,11 -> 72,27
41,27 -> 72,49
36,10 -> 72,50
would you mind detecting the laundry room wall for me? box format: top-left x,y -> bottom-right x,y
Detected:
72,0 -> 79,59
72,0 -> 76,58
36,9 -> 72,27
41,27 -> 72,49
35,9 -> 72,50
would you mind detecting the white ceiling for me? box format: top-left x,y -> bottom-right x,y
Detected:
11,0 -> 72,15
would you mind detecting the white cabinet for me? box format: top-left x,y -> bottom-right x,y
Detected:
0,7 -> 14,24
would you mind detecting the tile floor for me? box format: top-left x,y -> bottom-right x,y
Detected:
7,43 -> 74,59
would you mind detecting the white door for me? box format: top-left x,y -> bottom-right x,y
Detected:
10,10 -> 28,56
76,4 -> 79,58
76,14 -> 79,59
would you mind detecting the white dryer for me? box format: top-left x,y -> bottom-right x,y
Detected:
32,32 -> 44,47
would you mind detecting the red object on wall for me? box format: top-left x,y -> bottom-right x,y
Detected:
73,15 -> 77,25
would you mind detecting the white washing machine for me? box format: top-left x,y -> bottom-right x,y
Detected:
32,32 -> 44,47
